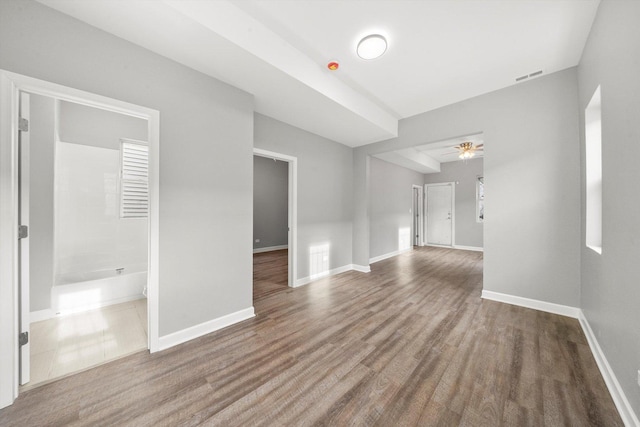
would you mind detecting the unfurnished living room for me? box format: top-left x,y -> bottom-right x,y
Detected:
0,0 -> 639,426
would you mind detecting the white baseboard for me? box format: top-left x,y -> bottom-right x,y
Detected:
369,247 -> 411,264
352,264 -> 371,273
482,291 -> 638,425
30,309 -> 55,323
453,245 -> 484,252
294,264 -> 371,287
253,245 -> 288,254
578,311 -> 640,427
158,307 -> 255,351
481,290 -> 580,318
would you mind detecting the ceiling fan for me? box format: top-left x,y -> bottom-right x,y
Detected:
452,142 -> 483,159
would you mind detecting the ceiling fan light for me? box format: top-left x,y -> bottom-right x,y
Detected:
357,34 -> 387,60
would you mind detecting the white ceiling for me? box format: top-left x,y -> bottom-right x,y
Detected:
37,0 -> 599,149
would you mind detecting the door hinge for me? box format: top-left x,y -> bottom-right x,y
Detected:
18,225 -> 28,239
19,118 -> 29,132
19,332 -> 28,346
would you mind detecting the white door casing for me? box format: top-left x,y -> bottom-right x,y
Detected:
426,183 -> 455,246
412,185 -> 423,246
18,92 -> 30,385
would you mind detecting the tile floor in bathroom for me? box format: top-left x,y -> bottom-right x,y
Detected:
27,298 -> 148,388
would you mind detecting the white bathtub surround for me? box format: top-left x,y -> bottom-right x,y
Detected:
52,267 -> 147,315
28,299 -> 147,388
51,140 -> 149,315
54,141 -> 148,278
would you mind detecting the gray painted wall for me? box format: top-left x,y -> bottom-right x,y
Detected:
369,157 -> 424,259
424,158 -> 484,248
1,0 -> 254,336
354,68 -> 581,307
59,100 -> 148,149
254,113 -> 353,280
578,0 -> 640,414
253,155 -> 288,250
29,94 -> 55,312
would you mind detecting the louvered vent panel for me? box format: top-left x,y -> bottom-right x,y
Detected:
121,141 -> 149,218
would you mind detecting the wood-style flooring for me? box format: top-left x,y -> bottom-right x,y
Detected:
0,247 -> 622,426
253,249 -> 289,300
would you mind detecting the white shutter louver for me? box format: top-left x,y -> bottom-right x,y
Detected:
121,140 -> 149,218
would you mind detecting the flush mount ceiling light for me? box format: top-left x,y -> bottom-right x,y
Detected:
356,34 -> 387,60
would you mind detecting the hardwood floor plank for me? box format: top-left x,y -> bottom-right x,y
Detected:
0,247 -> 623,426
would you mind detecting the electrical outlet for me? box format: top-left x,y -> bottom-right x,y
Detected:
255,239 -> 260,243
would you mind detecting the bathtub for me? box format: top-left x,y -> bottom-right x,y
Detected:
52,266 -> 147,314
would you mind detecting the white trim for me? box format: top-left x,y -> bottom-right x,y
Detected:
453,245 -> 484,252
158,307 -> 255,351
29,309 -> 55,323
481,290 -> 580,318
425,243 -> 453,249
412,184 -> 424,246
253,245 -> 288,254
352,264 -> 371,273
294,264 -> 367,288
253,148 -> 297,288
0,71 -> 19,409
19,92 -> 30,385
0,70 -> 161,408
578,311 -> 640,427
370,247 -> 412,264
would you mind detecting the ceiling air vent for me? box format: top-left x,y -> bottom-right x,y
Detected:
515,70 -> 543,83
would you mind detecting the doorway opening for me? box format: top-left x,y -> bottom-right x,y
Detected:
23,93 -> 151,388
412,185 -> 424,247
0,70 -> 160,407
252,148 -> 297,302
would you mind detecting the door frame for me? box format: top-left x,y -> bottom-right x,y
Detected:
18,92 -> 30,385
0,70 -> 161,408
412,184 -> 424,246
253,148 -> 297,287
424,182 -> 456,247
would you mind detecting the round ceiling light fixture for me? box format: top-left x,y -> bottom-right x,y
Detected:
356,34 -> 387,60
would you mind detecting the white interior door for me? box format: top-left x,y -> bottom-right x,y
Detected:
426,183 -> 453,246
18,91 -> 30,385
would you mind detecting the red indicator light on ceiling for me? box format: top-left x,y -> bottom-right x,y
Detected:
327,61 -> 339,71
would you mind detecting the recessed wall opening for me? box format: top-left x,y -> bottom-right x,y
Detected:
252,148 -> 298,298
253,155 -> 289,299
585,86 -> 602,254
369,132 -> 485,261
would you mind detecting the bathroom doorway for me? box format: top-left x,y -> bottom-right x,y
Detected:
20,93 -> 150,388
0,71 -> 160,404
